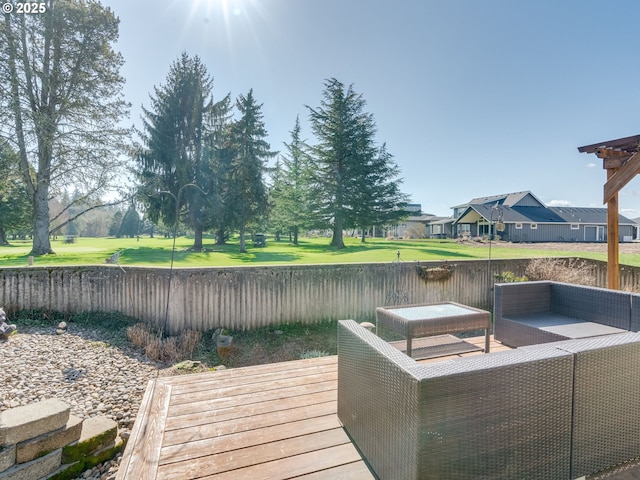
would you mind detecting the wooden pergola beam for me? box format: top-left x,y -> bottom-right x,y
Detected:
603,151 -> 640,203
578,138 -> 640,291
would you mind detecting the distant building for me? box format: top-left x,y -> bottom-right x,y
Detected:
388,204 -> 449,239
452,191 -> 636,242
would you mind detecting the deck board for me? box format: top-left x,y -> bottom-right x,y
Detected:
117,334 -> 510,480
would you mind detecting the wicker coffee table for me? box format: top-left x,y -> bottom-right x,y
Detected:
376,302 -> 491,358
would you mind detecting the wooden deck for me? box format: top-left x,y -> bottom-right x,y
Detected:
117,335 -> 503,480
116,334 -> 640,479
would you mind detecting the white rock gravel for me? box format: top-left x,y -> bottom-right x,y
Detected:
0,324 -> 165,480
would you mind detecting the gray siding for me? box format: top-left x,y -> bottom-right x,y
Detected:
504,223 -> 634,243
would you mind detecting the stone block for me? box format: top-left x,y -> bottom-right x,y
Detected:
16,415 -> 82,464
0,399 -> 70,446
62,416 -> 117,464
0,449 -> 61,480
0,445 -> 15,473
83,435 -> 125,471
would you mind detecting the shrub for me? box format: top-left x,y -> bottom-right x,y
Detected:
126,322 -> 203,362
299,350 -> 329,359
495,271 -> 528,283
126,323 -> 153,348
525,258 -> 596,286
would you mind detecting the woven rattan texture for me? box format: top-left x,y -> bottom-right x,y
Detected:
338,320 -> 576,479
554,333 -> 640,478
338,320 -> 421,480
494,282 -> 635,347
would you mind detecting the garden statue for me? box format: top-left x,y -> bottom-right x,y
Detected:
0,308 -> 17,337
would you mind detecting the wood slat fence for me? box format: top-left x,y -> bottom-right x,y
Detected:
1,258 -> 637,333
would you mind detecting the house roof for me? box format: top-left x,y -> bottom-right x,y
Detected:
407,214 -> 443,222
429,217 -> 455,225
452,191 -> 544,209
455,204 -> 636,226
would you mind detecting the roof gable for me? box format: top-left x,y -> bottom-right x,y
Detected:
466,191 -> 545,208
455,204 -> 636,225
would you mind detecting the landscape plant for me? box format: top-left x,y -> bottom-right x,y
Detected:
306,78 -> 409,248
525,257 -> 597,285
0,1 -> 131,255
136,53 -> 215,252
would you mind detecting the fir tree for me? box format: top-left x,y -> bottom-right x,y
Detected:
269,117 -> 313,245
138,53 -> 214,251
307,78 -> 408,248
0,141 -> 31,245
118,204 -> 141,238
228,90 -> 276,253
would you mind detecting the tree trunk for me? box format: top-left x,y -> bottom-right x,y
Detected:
361,229 -> 366,243
216,227 -> 226,245
239,223 -> 246,253
331,213 -> 345,249
293,226 -> 299,246
31,181 -> 53,255
192,223 -> 203,252
0,227 -> 7,246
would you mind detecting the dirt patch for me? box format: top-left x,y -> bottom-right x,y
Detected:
466,240 -> 640,254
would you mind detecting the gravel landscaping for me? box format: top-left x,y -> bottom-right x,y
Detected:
0,324 -> 165,480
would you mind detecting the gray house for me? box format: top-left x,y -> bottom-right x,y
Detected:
427,217 -> 454,238
453,191 -> 636,242
389,204 -> 449,239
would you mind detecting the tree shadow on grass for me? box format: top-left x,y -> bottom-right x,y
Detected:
227,251 -> 302,263
118,245 -> 303,265
413,248 -> 476,259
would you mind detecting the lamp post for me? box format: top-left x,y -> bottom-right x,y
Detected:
487,202 -> 503,306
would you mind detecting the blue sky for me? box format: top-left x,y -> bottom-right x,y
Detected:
103,0 -> 640,218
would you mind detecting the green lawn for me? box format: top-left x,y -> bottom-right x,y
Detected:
0,235 -> 621,267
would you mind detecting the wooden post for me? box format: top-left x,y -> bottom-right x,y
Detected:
607,168 -> 620,290
579,137 -> 640,290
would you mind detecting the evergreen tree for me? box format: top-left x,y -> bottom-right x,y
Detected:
351,143 -> 409,241
228,90 -> 276,253
307,78 -> 379,248
307,79 -> 409,246
118,204 -> 141,238
205,95 -> 236,245
269,117 -> 313,245
0,141 -> 31,245
137,53 -> 213,251
109,210 -> 124,237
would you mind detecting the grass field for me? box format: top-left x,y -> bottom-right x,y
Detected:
0,235 -> 619,267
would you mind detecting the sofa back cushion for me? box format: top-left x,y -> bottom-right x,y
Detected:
411,347 -> 574,479
550,283 -> 631,330
495,281 -> 551,317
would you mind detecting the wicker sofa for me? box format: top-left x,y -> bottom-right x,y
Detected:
494,281 -> 640,347
337,319 -> 640,479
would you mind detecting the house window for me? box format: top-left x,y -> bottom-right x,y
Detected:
570,224 -> 579,230
515,223 -> 523,229
457,224 -> 470,236
530,223 -> 538,229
